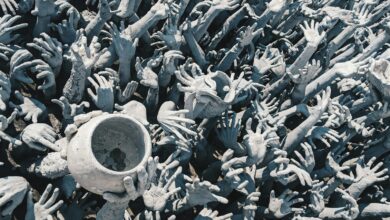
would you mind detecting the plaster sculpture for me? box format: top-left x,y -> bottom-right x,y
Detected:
0,0 -> 389,220
67,114 -> 152,194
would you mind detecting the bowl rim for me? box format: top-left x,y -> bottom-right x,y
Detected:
84,114 -> 152,176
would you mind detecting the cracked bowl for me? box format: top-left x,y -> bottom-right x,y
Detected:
67,114 -> 151,195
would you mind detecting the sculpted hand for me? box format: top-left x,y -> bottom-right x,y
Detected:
288,60 -> 322,85
215,111 -> 245,154
334,59 -> 370,78
52,96 -> 89,121
136,56 -> 162,89
184,178 -> 229,206
267,0 -> 290,13
103,157 -> 158,204
30,59 -> 56,98
157,101 -> 196,141
25,184 -> 64,220
273,163 -> 312,186
21,123 -> 60,152
195,207 -> 233,220
116,81 -> 138,103
212,0 -> 240,11
97,0 -> 118,21
299,20 -> 326,46
309,181 -> 328,215
0,0 -> 18,15
114,0 -> 135,18
55,11 -> 78,45
108,21 -> 138,63
27,33 -> 63,75
143,163 -> 182,211
243,118 -> 279,165
87,74 -> 114,112
335,188 -> 359,220
0,176 -> 29,217
253,46 -> 282,75
268,190 -> 304,218
354,157 -> 389,186
237,24 -> 262,47
0,110 -> 22,145
307,126 -> 340,148
10,49 -> 37,84
10,91 -> 47,123
115,100 -> 148,125
0,15 -> 28,44
290,142 -> 315,173
0,71 -> 11,111
70,31 -> 107,71
243,192 -> 261,220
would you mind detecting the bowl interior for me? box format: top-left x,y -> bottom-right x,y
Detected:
91,117 -> 146,172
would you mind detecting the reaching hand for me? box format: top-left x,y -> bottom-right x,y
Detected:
184,178 -> 228,206
70,31 -> 107,71
87,74 -> 114,112
290,142 -> 315,173
25,184 -> 64,220
55,11 -> 78,45
143,163 -> 182,211
273,163 -> 313,186
52,96 -> 89,121
335,188 -> 359,220
253,46 -> 282,75
0,15 -> 27,44
21,123 -> 60,152
309,181 -> 328,215
150,0 -> 179,20
307,126 -> 340,148
136,56 -> 162,89
354,157 -> 389,186
9,49 -> 39,84
268,190 -> 304,218
114,0 -> 135,18
116,81 -> 138,103
288,60 -> 322,85
333,58 -> 370,78
215,111 -> 244,153
97,0 -> 118,21
0,176 -> 29,217
0,110 -> 22,145
103,157 -> 158,204
267,0 -> 290,13
299,20 -> 326,46
157,101 -> 196,141
9,90 -> 47,123
0,0 -> 18,15
195,207 -> 233,220
212,0 -> 240,11
243,118 -> 279,165
108,21 -> 138,63
27,33 -> 63,74
0,71 -> 11,111
31,0 -> 56,17
236,24 -> 262,47
30,59 -> 56,97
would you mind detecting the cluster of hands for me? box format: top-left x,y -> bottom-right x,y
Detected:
0,0 -> 389,219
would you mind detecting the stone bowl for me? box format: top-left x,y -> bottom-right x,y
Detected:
67,114 -> 151,195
